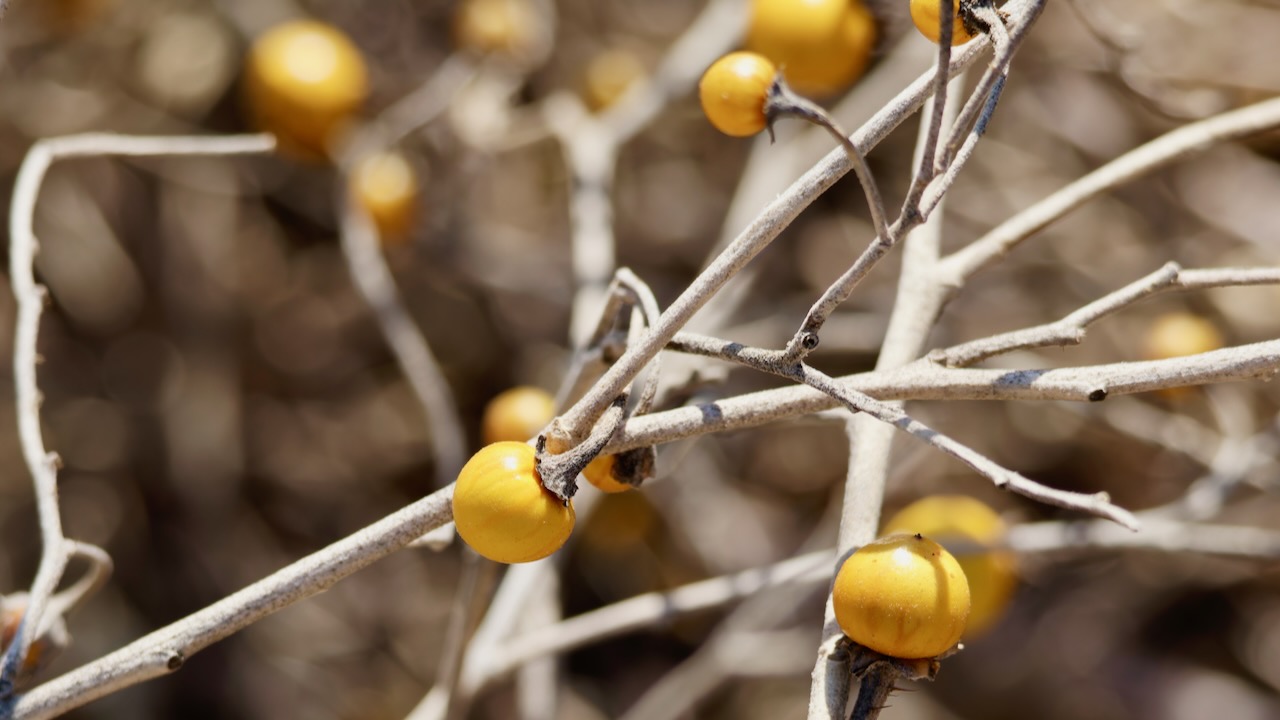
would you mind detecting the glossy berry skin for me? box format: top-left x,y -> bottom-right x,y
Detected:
699,52 -> 777,137
747,0 -> 877,96
833,533 -> 970,659
244,20 -> 369,160
481,386 -> 555,445
910,0 -> 976,46
883,496 -> 1015,637
350,151 -> 420,243
583,455 -> 632,493
452,442 -> 575,564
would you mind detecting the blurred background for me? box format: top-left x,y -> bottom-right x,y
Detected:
1,0 -> 1280,718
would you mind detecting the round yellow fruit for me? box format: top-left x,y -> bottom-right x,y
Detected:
832,533 -> 970,658
481,386 -> 555,444
452,442 -> 575,563
454,0 -> 536,57
699,52 -> 777,138
746,0 -> 877,96
909,0 -> 976,46
583,49 -> 646,112
882,496 -> 1016,637
1143,312 -> 1224,360
244,20 -> 369,160
350,151 -> 420,243
582,454 -> 632,493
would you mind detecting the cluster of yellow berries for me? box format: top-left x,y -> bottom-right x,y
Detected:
832,495 -> 1017,659
699,0 -> 979,138
454,387 -> 639,564
456,387 -> 1020,659
242,20 -> 420,243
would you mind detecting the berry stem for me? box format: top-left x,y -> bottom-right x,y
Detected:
848,662 -> 897,720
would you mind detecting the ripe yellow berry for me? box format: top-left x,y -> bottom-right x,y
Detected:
350,151 -> 420,243
1142,312 -> 1224,399
746,0 -> 877,96
454,0 -> 536,57
832,534 -> 970,659
583,49 -> 647,112
481,386 -> 555,445
243,20 -> 369,160
909,0 -> 976,46
453,442 -> 575,563
882,496 -> 1016,637
1143,312 -> 1224,361
583,455 -> 632,493
698,52 -> 777,138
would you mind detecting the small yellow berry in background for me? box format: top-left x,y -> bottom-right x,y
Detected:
452,442 -> 575,564
832,533 -> 970,659
350,152 -> 421,244
910,0 -> 976,46
583,454 -> 632,493
243,20 -> 369,161
583,49 -> 647,112
882,496 -> 1016,637
1143,312 -> 1224,361
698,52 -> 778,138
481,386 -> 556,444
454,0 -> 537,58
746,0 -> 877,97
1142,312 -> 1224,398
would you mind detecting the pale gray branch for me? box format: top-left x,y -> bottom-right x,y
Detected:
939,94 -> 1280,284
10,488 -> 454,720
929,263 -> 1280,367
3,132 -> 275,701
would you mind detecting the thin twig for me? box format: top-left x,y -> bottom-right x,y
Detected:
337,61 -> 475,490
336,189 -> 468,488
2,132 -> 275,701
551,0 -> 1046,446
615,337 -> 1280,452
9,487 -> 454,720
781,0 -> 1044,364
938,94 -> 1280,285
928,263 -> 1280,367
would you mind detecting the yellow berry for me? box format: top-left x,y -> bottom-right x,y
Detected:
882,496 -> 1016,637
1143,312 -> 1224,361
583,49 -> 647,112
453,442 -> 575,564
698,52 -> 777,138
746,0 -> 877,96
832,534 -> 970,659
454,0 -> 536,57
481,386 -> 555,445
350,151 -> 420,243
243,20 -> 369,160
909,0 -> 976,46
583,455 -> 632,493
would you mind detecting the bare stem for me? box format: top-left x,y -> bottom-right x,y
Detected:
2,132 -> 275,700
10,487 -> 454,720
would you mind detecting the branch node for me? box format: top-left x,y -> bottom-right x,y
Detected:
165,650 -> 185,672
